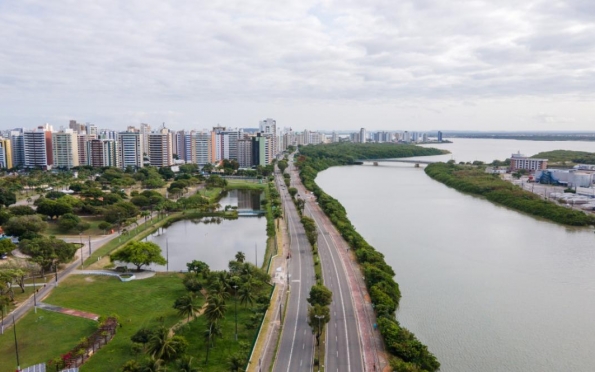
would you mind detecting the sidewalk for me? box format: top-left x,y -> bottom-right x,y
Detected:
247,181 -> 290,372
37,302 -> 100,321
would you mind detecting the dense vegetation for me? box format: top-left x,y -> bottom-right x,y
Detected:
296,143 -> 441,371
531,150 -> 595,165
425,162 -> 595,226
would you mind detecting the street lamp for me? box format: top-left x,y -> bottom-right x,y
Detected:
315,314 -> 324,371
233,285 -> 239,341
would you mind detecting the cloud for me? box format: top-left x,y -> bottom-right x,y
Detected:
0,0 -> 594,130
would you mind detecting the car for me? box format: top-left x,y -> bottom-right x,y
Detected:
0,254 -> 8,260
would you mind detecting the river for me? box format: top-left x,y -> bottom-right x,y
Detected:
316,139 -> 595,372
145,189 -> 267,271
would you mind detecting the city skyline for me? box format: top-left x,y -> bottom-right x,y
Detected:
1,1 -> 594,131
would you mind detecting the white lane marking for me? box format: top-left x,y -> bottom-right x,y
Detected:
307,204 -> 355,372
286,195 -> 304,372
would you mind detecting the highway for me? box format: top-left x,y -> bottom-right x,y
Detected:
273,161 -> 316,372
290,157 -> 383,372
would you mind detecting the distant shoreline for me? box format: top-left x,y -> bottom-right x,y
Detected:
445,135 -> 595,142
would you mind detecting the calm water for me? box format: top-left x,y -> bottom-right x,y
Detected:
145,189 -> 266,271
316,139 -> 595,372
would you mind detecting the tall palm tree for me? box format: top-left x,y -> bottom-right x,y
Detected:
173,294 -> 199,321
239,283 -> 256,308
175,355 -> 200,372
235,251 -> 246,263
146,327 -> 185,362
204,295 -> 227,325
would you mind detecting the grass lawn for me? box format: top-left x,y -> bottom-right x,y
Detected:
44,273 -> 187,371
0,308 -> 97,371
226,179 -> 266,190
44,216 -> 106,237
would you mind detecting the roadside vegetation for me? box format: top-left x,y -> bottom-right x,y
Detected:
425,162 -> 595,226
296,143 -> 442,372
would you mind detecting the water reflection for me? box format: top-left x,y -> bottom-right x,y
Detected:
219,189 -> 263,210
145,216 -> 266,272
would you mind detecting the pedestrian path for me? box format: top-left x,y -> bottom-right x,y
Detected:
37,302 -> 100,321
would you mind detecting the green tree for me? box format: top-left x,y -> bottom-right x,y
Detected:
58,213 -> 81,232
238,283 -> 256,308
19,237 -> 77,274
0,239 -> 15,256
0,188 -> 16,207
235,251 -> 246,263
3,215 -> 47,237
307,304 -> 330,345
186,260 -> 209,276
204,295 -> 227,325
173,294 -> 200,321
110,241 -> 167,271
7,205 -> 36,216
307,284 -> 332,307
130,327 -> 155,351
146,326 -> 188,361
175,355 -> 201,372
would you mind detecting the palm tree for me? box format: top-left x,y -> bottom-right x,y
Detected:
146,327 -> 186,362
204,295 -> 227,325
235,251 -> 246,263
239,283 -> 256,308
139,356 -> 165,372
175,355 -> 200,372
173,294 -> 199,321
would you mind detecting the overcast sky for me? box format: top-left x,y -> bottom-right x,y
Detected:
1,0 -> 594,132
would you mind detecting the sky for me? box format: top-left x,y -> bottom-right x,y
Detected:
1,0 -> 594,132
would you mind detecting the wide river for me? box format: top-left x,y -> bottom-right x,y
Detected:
316,139 -> 595,372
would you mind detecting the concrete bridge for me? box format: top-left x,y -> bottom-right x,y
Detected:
356,158 -> 437,167
237,209 -> 266,217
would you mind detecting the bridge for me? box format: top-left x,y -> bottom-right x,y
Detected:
356,158 -> 437,166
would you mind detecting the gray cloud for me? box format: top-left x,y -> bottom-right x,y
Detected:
0,0 -> 594,131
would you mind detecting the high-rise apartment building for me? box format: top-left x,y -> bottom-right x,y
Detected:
23,129 -> 53,169
0,138 -> 13,169
140,123 -> 151,156
9,131 -> 24,168
118,131 -> 143,169
148,127 -> 173,167
259,118 -> 277,155
359,128 -> 366,143
237,137 -> 253,168
87,139 -> 119,168
437,131 -> 443,142
77,134 -> 96,166
195,132 -> 211,166
52,129 -> 79,169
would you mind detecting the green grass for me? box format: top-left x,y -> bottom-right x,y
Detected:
44,273 -> 188,371
226,180 -> 266,190
0,309 -> 97,371
175,286 -> 273,371
45,216 -> 106,237
198,187 -> 223,200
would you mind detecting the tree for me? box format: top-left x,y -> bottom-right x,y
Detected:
110,241 -> 167,271
175,355 -> 200,372
308,284 -> 332,307
131,327 -> 155,351
204,295 -> 227,325
0,188 -> 16,207
307,304 -> 330,345
3,215 -> 47,237
146,327 -> 188,361
173,294 -> 200,321
98,221 -> 112,234
183,275 -> 203,293
8,206 -> 36,216
58,213 -> 81,232
238,283 -> 256,308
186,260 -> 209,276
0,239 -> 15,256
235,251 -> 246,263
158,167 -> 175,180
19,237 -> 77,274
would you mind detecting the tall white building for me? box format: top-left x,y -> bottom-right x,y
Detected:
118,131 -> 143,169
9,131 -> 25,167
259,118 -> 277,155
23,129 -> 52,169
140,123 -> 151,156
359,128 -> 366,143
52,129 -> 79,169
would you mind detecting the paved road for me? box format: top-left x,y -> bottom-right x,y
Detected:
292,160 -> 385,371
273,162 -> 316,372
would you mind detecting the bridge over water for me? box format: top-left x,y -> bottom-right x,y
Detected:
356,158 -> 437,166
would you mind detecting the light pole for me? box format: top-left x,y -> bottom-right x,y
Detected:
54,262 -> 58,287
315,314 -> 324,371
233,285 -> 238,341
13,315 -> 20,372
80,232 -> 84,269
33,274 -> 37,313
